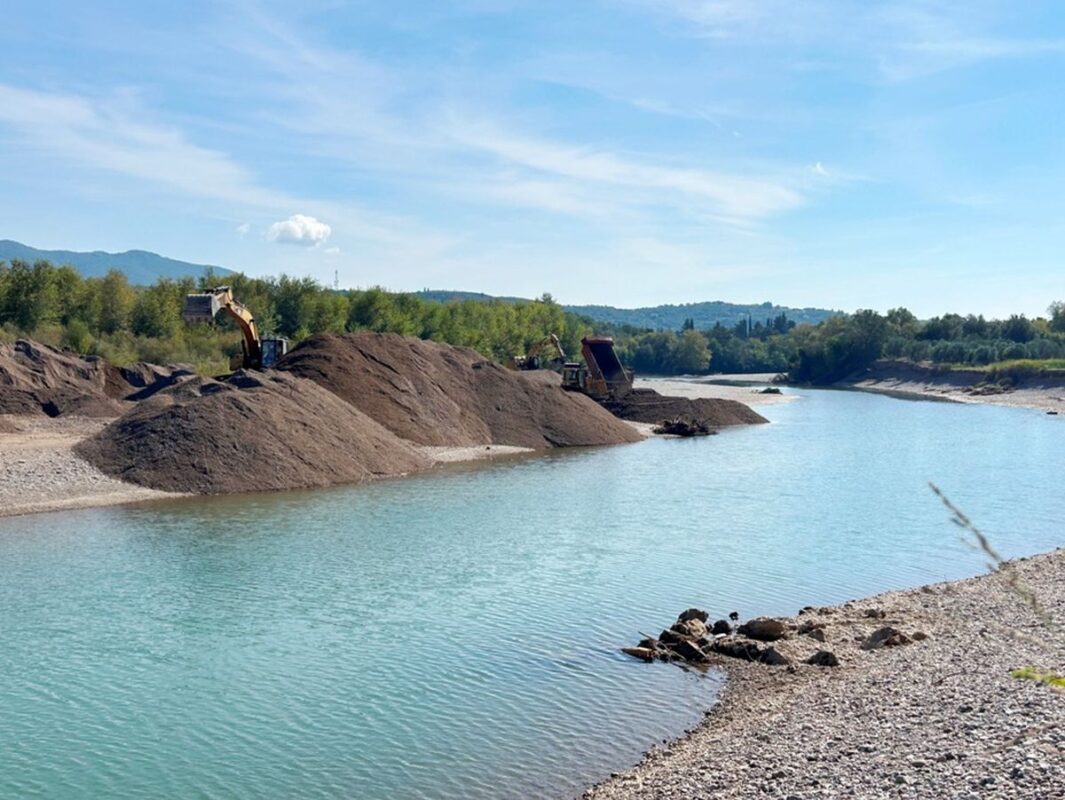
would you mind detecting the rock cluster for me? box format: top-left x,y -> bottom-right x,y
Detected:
624,610 -> 832,669
624,605 -> 933,672
651,418 -> 714,437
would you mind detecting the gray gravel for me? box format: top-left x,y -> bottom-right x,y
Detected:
0,415 -> 179,517
584,550 -> 1064,799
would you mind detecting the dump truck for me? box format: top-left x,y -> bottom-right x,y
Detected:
561,336 -> 634,400
182,286 -> 288,370
509,334 -> 569,371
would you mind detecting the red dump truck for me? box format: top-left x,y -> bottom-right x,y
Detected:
561,336 -> 634,400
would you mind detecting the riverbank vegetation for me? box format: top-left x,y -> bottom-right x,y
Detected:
0,260 -> 590,373
3,258 -> 1063,382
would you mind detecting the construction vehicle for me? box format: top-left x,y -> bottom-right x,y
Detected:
509,334 -> 569,371
561,336 -> 634,400
181,286 -> 288,369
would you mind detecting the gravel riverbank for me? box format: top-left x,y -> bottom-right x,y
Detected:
585,549 -> 1064,799
0,416 -> 182,517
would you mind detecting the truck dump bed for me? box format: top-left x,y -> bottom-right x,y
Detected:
581,336 -> 633,397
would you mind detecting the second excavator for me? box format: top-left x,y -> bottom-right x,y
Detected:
509,333 -> 569,372
181,286 -> 288,370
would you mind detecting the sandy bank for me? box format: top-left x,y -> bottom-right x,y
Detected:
586,549 -> 1065,799
0,416 -> 182,518
842,362 -> 1065,414
636,376 -> 797,407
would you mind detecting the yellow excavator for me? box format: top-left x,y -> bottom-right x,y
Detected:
509,334 -> 569,371
181,286 -> 288,369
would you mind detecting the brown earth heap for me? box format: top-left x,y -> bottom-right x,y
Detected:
601,387 -> 768,427
76,370 -> 431,494
278,332 -> 643,448
0,339 -> 131,417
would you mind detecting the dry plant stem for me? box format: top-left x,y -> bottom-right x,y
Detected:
929,482 -> 1059,635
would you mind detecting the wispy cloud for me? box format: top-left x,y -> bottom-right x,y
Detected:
445,117 -> 803,219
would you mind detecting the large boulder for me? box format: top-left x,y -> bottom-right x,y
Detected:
737,617 -> 789,642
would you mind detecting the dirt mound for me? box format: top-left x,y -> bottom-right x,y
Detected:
602,388 -> 768,427
77,370 -> 431,494
0,339 -> 130,417
278,332 -> 643,448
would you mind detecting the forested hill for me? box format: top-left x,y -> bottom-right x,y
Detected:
414,291 -> 838,330
563,300 -> 839,330
0,240 -> 232,285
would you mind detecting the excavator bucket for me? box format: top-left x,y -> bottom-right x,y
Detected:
182,293 -> 223,325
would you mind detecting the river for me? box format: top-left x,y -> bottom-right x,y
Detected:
0,388 -> 1062,799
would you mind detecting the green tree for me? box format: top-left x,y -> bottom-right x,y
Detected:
97,269 -> 135,334
131,279 -> 183,338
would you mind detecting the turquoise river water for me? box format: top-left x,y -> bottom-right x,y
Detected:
1,388 -> 1063,799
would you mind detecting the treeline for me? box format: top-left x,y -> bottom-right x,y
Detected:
0,259 -> 592,372
593,304 -> 1065,381
5,258 -> 1063,384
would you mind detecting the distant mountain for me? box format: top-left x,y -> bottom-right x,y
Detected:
564,301 -> 839,330
0,240 -> 232,285
414,289 -> 527,304
415,290 -> 839,331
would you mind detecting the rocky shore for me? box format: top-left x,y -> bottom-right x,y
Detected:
586,549 -> 1064,799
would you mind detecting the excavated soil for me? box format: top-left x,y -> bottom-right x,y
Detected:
0,339 -> 131,417
601,388 -> 768,427
278,332 -> 644,448
76,371 -> 431,495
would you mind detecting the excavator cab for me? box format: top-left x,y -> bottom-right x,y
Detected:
260,337 -> 289,368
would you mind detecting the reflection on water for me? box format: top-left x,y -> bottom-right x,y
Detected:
0,389 -> 1062,798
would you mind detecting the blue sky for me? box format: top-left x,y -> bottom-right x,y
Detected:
0,1 -> 1062,316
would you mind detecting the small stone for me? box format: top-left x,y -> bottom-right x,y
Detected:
806,650 -> 840,667
676,618 -> 709,639
759,646 -> 791,666
671,638 -> 708,663
912,631 -> 929,641
677,607 -> 709,623
861,626 -> 912,650
622,646 -> 657,662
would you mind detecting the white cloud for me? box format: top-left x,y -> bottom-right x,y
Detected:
267,213 -> 332,246
235,222 -> 251,237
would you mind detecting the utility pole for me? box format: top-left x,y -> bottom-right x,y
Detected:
334,270 -> 339,291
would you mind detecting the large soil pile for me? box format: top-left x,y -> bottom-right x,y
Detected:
76,371 -> 431,494
0,339 -> 131,417
278,332 -> 643,448
601,388 -> 768,426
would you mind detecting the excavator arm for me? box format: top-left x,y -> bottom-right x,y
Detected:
182,286 -> 262,369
